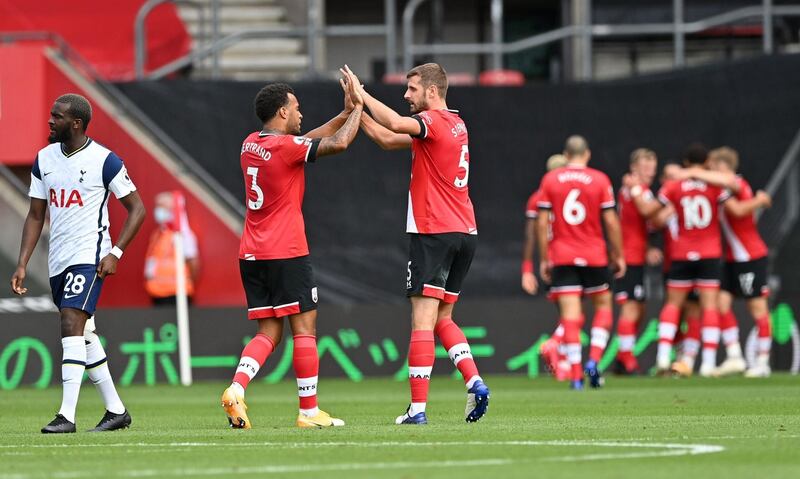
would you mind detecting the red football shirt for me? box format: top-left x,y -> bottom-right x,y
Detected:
720,176 -> 768,262
658,179 -> 730,261
618,185 -> 653,266
407,109 -> 477,235
525,190 -> 541,219
537,165 -> 616,267
238,132 -> 320,260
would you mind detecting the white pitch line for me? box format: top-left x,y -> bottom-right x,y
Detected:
1,459 -> 511,479
0,440 -> 724,450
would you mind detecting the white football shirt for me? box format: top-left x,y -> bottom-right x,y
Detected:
29,138 -> 137,277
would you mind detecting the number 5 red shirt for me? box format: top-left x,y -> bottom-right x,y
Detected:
537,165 -> 615,267
238,132 -> 320,260
408,109 -> 477,235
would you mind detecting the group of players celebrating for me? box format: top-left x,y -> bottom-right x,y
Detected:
12,61 -> 774,434
522,138 -> 773,390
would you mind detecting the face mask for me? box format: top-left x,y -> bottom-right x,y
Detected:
154,206 -> 173,225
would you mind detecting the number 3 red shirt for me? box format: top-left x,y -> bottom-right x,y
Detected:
238,132 -> 320,260
408,109 -> 477,235
537,165 -> 615,267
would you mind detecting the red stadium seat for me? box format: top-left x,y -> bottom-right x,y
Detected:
478,69 -> 525,86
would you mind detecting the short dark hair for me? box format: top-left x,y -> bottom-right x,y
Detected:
56,93 -> 92,130
254,83 -> 294,123
407,63 -> 448,99
683,142 -> 708,165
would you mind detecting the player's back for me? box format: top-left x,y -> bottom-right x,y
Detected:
538,165 -> 615,267
239,132 -> 317,260
658,178 -> 728,261
618,186 -> 651,265
720,176 -> 767,262
408,109 -> 476,234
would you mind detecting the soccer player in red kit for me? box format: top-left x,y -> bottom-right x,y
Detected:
613,149 -> 660,373
537,136 -> 625,390
654,144 -> 737,377
221,73 -> 364,429
522,154 -> 569,380
704,148 -> 772,377
350,63 -> 490,424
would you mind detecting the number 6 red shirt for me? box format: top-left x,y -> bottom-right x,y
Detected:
537,164 -> 615,267
408,109 -> 477,235
238,132 -> 320,260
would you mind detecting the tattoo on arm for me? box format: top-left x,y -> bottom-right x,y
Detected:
317,106 -> 363,157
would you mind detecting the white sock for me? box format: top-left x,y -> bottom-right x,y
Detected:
465,375 -> 482,390
58,336 -> 86,423
409,402 -> 426,415
85,331 -> 125,415
725,342 -> 743,360
701,348 -> 717,369
230,382 -> 245,398
300,407 -> 320,417
656,342 -> 673,367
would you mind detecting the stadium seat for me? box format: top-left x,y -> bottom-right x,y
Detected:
478,69 -> 525,86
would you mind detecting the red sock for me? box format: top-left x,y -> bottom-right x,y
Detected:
756,314 -> 772,354
293,335 -> 319,411
658,303 -> 681,346
562,318 -> 584,381
408,330 -> 435,404
435,317 -> 481,387
720,310 -> 737,331
589,308 -> 613,362
232,333 -> 275,390
616,319 -> 637,370
701,309 -> 721,357
685,314 -> 701,342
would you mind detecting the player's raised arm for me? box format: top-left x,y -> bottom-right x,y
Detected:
602,208 -> 626,279
341,65 -> 422,136
724,190 -> 772,218
678,166 -> 741,193
623,173 -> 662,218
11,198 -> 47,295
304,77 -> 356,139
315,70 -> 364,157
360,113 -> 412,150
97,190 -> 146,279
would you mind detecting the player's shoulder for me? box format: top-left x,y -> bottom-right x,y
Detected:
36,143 -> 61,161
586,166 -> 612,182
87,139 -> 112,156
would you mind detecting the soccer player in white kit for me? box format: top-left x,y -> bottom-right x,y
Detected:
11,94 -> 146,433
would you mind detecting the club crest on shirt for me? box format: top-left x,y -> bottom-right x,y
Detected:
293,136 -> 313,147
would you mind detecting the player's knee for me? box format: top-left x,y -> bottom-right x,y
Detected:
60,311 -> 87,337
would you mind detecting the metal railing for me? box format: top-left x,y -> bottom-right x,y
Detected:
759,127 -> 800,254
135,0 -> 208,79
403,0 -> 800,80
135,0 -> 397,80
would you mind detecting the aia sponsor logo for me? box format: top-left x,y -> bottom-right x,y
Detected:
49,188 -> 84,208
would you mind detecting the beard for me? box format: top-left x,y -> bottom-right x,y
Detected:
408,98 -> 427,114
48,128 -> 70,144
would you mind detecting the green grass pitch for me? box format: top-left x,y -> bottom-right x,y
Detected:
0,375 -> 798,479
